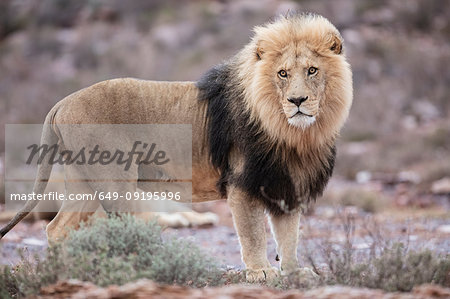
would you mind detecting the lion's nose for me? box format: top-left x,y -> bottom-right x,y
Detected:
287,96 -> 308,107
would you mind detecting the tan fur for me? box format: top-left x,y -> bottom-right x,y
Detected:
1,14 -> 352,283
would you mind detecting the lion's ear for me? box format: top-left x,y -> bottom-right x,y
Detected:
255,40 -> 265,60
256,45 -> 264,60
329,33 -> 343,55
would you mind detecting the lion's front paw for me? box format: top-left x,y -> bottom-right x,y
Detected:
282,267 -> 320,287
245,267 -> 279,283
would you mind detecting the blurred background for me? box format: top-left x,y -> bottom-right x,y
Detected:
0,0 -> 449,265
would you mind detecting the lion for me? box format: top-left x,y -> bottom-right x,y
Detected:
0,13 -> 352,282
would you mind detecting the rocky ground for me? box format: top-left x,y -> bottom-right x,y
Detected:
1,177 -> 448,298
30,279 -> 450,299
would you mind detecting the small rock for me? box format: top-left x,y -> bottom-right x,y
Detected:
401,115 -> 418,130
356,171 -> 372,184
431,177 -> 450,194
22,237 -> 46,246
436,225 -> 450,234
316,206 -> 335,218
412,100 -> 440,122
397,171 -> 421,184
353,243 -> 370,250
408,235 -> 418,241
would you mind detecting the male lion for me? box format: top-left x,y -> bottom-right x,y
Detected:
1,13 -> 352,282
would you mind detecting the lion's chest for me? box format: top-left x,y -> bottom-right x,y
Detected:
229,144 -> 336,215
287,146 -> 336,201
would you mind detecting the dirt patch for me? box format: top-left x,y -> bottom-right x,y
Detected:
33,279 -> 450,299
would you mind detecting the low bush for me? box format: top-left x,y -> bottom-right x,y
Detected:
276,214 -> 450,292
0,214 -> 224,298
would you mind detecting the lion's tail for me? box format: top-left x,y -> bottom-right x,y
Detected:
0,105 -> 60,239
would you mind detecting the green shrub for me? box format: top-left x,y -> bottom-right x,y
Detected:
0,214 -> 224,297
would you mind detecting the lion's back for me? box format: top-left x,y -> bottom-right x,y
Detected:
53,78 -> 201,125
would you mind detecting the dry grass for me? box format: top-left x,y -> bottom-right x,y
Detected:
274,212 -> 450,292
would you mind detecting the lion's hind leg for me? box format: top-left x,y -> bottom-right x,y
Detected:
46,166 -> 100,243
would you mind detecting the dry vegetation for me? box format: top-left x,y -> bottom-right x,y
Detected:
1,214 -> 448,298
294,214 -> 449,292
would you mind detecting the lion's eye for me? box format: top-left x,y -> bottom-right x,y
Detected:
308,67 -> 318,75
278,70 -> 288,78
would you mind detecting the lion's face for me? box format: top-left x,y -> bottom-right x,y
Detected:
253,40 -> 339,130
241,15 -> 352,135
274,45 -> 326,129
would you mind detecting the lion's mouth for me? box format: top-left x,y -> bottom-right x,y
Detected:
290,110 -> 314,118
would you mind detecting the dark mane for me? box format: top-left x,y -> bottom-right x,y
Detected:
196,62 -> 335,215
196,64 -> 236,195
